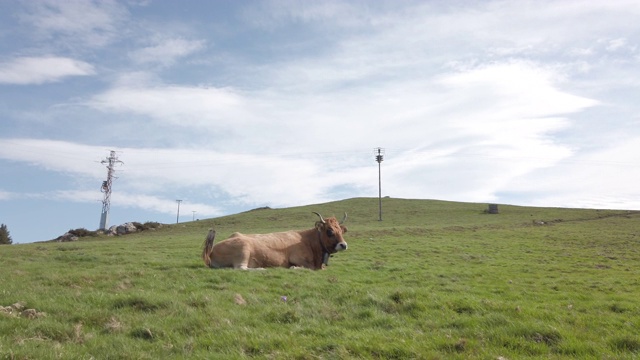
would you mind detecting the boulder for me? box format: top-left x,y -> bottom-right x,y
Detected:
116,222 -> 137,235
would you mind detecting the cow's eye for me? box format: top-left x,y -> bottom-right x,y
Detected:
326,229 -> 335,237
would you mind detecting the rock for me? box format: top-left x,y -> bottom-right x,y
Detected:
116,222 -> 137,235
21,309 -> 37,319
0,306 -> 13,315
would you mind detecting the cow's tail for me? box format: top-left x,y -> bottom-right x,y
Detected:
201,229 -> 216,268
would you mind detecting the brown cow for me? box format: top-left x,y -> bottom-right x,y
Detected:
201,212 -> 347,270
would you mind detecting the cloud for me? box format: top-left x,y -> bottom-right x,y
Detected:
129,37 -> 206,66
0,139 -> 106,177
87,82 -> 246,126
437,61 -> 598,128
605,38 -> 627,51
18,0 -> 129,48
242,0 -> 365,29
0,56 -> 95,85
52,189 -> 221,217
112,193 -> 219,216
0,139 -> 353,212
81,55 -> 599,165
0,191 -> 13,200
503,136 -> 640,209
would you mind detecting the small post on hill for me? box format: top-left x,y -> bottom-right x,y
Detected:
374,147 -> 385,221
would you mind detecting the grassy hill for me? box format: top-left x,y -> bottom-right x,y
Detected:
1,197 -> 639,359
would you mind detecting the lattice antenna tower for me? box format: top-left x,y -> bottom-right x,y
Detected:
374,147 -> 385,221
99,150 -> 123,230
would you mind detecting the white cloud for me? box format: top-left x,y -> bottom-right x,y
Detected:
0,139 -> 106,178
0,191 -> 13,200
242,0 -> 364,29
0,139 -> 350,212
437,61 -> 598,131
18,0 -> 128,48
112,193 -> 221,217
504,137 -> 640,210
87,83 -> 251,129
606,38 -> 627,51
0,56 -> 95,85
52,190 -> 221,217
129,37 -> 206,66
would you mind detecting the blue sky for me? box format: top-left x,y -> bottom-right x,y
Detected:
1,0 -> 639,244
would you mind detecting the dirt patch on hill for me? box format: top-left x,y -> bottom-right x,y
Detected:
0,302 -> 46,319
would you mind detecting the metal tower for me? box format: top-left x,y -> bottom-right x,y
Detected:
99,150 -> 123,230
175,199 -> 182,224
374,147 -> 385,221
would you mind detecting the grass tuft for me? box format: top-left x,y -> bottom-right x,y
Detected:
610,336 -> 640,352
112,297 -> 166,312
130,327 -> 155,341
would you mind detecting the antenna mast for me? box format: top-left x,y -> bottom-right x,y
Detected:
99,150 -> 123,230
374,147 -> 385,221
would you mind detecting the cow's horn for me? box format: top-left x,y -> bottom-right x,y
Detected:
340,212 -> 347,224
313,212 -> 325,223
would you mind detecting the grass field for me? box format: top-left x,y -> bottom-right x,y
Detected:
1,197 -> 639,359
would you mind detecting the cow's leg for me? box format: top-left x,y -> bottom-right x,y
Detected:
232,246 -> 253,269
234,262 -> 250,269
235,264 -> 265,270
234,251 -> 266,270
289,266 -> 312,270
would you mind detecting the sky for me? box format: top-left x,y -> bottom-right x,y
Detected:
1,0 -> 639,244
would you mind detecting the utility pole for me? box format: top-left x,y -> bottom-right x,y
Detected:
374,147 -> 385,221
192,211 -> 196,221
176,200 -> 182,224
99,150 -> 123,230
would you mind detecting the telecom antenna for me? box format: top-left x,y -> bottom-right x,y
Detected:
99,150 -> 123,230
175,200 -> 182,224
374,147 -> 385,221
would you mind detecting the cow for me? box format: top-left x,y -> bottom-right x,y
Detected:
201,212 -> 348,270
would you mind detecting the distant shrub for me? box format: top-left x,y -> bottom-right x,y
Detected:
130,221 -> 162,232
143,221 -> 161,229
68,228 -> 98,237
0,224 -> 12,245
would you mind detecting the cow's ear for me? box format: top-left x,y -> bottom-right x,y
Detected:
315,221 -> 324,231
341,225 -> 348,233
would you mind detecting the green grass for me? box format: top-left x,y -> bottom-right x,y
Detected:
1,197 -> 639,359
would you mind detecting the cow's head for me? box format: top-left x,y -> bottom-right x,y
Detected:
313,212 -> 348,253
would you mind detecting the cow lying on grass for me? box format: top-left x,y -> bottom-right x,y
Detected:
201,212 -> 348,270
